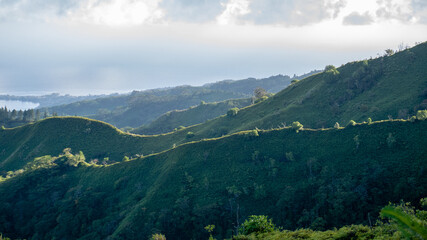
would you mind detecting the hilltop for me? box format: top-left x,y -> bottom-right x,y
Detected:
157,42 -> 427,140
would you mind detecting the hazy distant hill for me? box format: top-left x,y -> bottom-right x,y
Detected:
0,93 -> 112,108
203,71 -> 319,95
42,73 -> 311,128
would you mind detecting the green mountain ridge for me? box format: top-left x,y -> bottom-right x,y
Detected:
133,98 -> 253,135
0,118 -> 426,239
0,43 -> 426,239
157,42 -> 427,140
42,74 -> 306,129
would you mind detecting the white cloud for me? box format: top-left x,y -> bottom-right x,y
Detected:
67,0 -> 164,26
216,0 -> 251,25
376,0 -> 415,22
343,11 -> 373,25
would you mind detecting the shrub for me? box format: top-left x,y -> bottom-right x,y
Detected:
204,225 -> 216,240
387,133 -> 396,148
325,65 -> 340,75
292,121 -> 303,132
285,152 -> 295,162
239,215 -> 276,235
150,233 -> 166,240
347,120 -> 356,127
254,95 -> 268,104
186,131 -> 195,139
416,110 -> 427,120
227,108 -> 239,117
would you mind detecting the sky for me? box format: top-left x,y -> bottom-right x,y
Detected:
0,0 -> 426,95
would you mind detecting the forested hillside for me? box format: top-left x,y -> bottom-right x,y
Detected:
0,118 -> 425,239
0,43 -> 426,240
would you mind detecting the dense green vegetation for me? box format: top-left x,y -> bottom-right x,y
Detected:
142,42 -> 426,144
233,199 -> 427,240
0,118 -> 425,239
133,98 -> 252,135
0,107 -> 49,128
0,43 -> 426,240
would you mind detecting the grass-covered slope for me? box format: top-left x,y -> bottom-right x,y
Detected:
203,73 -> 310,95
133,98 -> 252,135
0,119 -> 426,239
174,42 -> 427,140
94,88 -> 247,128
0,117 -> 156,172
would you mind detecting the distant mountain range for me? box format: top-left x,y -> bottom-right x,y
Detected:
39,72 -> 319,128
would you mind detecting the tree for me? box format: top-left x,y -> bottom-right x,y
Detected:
227,108 -> 239,117
324,65 -> 339,75
385,49 -> 394,56
347,120 -> 356,127
17,110 -> 23,121
416,110 -> 427,120
239,215 -> 276,235
254,87 -> 267,99
292,121 -> 303,132
205,225 -> 216,240
10,110 -> 17,120
35,109 -> 41,121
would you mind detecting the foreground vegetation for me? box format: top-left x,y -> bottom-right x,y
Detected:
0,116 -> 425,239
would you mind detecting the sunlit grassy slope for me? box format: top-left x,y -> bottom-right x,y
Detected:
177,42 -> 427,138
133,98 -> 252,135
1,42 -> 426,173
0,119 -> 426,239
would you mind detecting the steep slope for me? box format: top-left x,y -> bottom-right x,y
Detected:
1,43 -> 426,172
0,117 -> 151,172
42,72 -> 318,129
133,98 -> 252,135
202,72 -> 319,95
45,87 -> 246,128
170,42 -> 427,140
93,88 -> 246,128
0,119 -> 426,239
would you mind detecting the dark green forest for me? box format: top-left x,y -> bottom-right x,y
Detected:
0,43 -> 426,239
0,117 -> 426,239
0,107 -> 48,128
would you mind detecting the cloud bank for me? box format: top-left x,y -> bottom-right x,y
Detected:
1,0 -> 426,26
